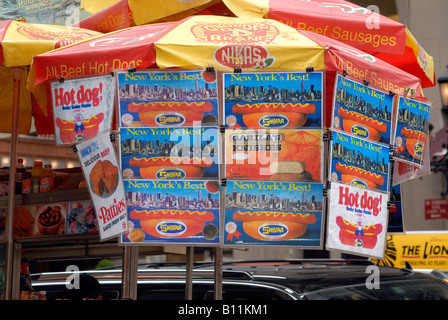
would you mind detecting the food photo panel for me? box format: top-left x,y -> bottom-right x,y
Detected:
330,131 -> 390,192
225,128 -> 323,182
13,206 -> 37,238
223,71 -> 323,129
332,74 -> 393,145
51,75 -> 115,146
120,126 -> 219,180
392,96 -> 431,167
117,69 -> 219,128
66,201 -> 98,235
224,180 -> 323,247
35,203 -> 67,237
326,182 -> 388,259
121,180 -> 220,245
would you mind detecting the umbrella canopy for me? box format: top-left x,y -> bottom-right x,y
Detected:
77,0 -> 234,33
299,29 -> 425,126
28,15 -> 325,132
27,15 -> 424,131
0,20 -> 101,300
223,0 -> 435,88
0,20 -> 102,68
0,19 -> 102,134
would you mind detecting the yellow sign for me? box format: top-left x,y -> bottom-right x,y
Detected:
372,233 -> 448,270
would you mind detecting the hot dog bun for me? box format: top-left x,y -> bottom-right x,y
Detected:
241,112 -> 307,128
128,101 -> 213,126
336,163 -> 385,189
129,157 -> 213,179
270,160 -> 306,174
338,107 -> 387,142
401,127 -> 427,159
130,209 -> 214,221
139,166 -> 205,179
232,103 -> 316,129
233,211 -> 316,224
242,221 -> 308,241
268,160 -> 313,182
233,211 -> 316,241
55,113 -> 104,143
130,209 -> 214,239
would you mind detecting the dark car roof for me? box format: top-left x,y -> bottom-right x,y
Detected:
31,259 -> 448,300
216,260 -> 424,290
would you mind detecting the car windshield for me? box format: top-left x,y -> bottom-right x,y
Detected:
301,278 -> 448,300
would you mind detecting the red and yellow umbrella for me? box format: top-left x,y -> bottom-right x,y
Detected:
28,15 -> 325,134
77,0 -> 234,33
0,19 -> 101,134
27,15 -> 424,131
223,0 -> 435,88
0,19 -> 101,300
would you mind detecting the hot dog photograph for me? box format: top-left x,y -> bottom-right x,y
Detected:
51,75 -> 115,145
331,131 -> 390,192
225,128 -> 322,182
118,70 -> 218,128
224,180 -> 323,247
392,96 -> 431,167
332,74 -> 393,145
326,182 -> 388,259
121,180 -> 220,245
223,71 -> 322,129
120,126 -> 219,180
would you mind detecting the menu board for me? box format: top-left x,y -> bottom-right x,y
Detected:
224,180 -> 323,247
117,70 -> 219,128
330,131 -> 390,192
225,129 -> 323,182
51,75 -> 115,145
326,182 -> 388,259
332,74 -> 393,145
120,127 -> 219,180
392,96 -> 431,167
223,71 -> 323,129
120,180 -> 220,245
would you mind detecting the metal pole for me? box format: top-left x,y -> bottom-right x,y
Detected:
214,247 -> 223,300
122,246 -> 139,300
5,69 -> 22,300
185,246 -> 194,300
